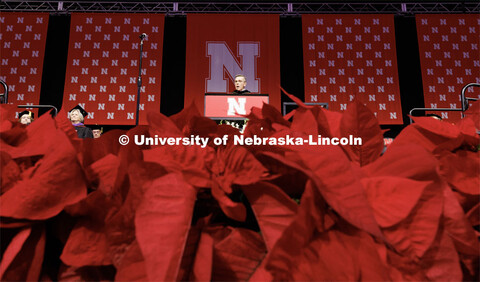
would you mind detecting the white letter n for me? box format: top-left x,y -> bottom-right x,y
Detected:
227,98 -> 246,115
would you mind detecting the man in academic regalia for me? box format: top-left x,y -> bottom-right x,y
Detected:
221,74 -> 250,132
69,105 -> 93,138
90,124 -> 103,139
232,74 -> 251,94
18,110 -> 34,125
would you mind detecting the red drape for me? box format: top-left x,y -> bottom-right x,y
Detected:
62,13 -> 164,125
185,14 -> 281,115
416,14 -> 480,122
303,14 -> 403,125
0,12 -> 49,119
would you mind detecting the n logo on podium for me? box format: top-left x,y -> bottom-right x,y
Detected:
227,97 -> 246,115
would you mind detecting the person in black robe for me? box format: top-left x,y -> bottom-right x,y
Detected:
18,110 -> 34,125
69,105 -> 93,138
219,74 -> 251,131
90,124 -> 103,139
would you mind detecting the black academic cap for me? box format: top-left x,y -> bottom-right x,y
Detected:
90,124 -> 103,131
70,105 -> 88,118
19,110 -> 34,119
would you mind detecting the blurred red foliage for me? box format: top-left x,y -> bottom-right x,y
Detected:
1,100 -> 479,281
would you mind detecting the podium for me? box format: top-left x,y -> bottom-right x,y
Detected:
204,93 -> 269,120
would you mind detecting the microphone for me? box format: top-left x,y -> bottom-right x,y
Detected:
139,33 -> 147,39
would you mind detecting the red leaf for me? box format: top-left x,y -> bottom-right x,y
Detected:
248,106 -> 263,119
0,225 -> 45,281
135,173 -> 197,281
0,131 -> 87,220
80,129 -> 125,167
392,116 -> 463,152
144,144 -> 214,188
0,104 -> 19,124
382,181 -> 443,259
103,161 -> 167,268
296,147 -> 383,238
290,108 -> 318,136
361,176 -> 430,227
114,240 -> 148,281
61,220 -> 112,267
0,152 -> 21,195
264,181 -> 332,278
209,145 -> 266,221
56,265 -> 116,281
61,191 -> 115,267
312,106 -> 338,137
466,203 -> 480,228
242,181 -> 297,251
147,111 -> 183,137
189,231 -> 214,281
0,227 -> 31,279
212,144 -> 267,187
283,108 -> 296,121
422,227 -> 462,281
363,143 -> 438,181
322,107 -> 343,137
340,100 -> 384,166
455,117 -> 480,147
442,186 -> 480,255
269,229 -> 389,281
169,102 -> 202,134
412,116 -> 461,139
0,124 -> 27,150
54,109 -> 81,147
211,227 -> 266,281
261,102 -> 290,127
87,154 -> 120,195
8,112 -> 58,159
386,248 -> 428,280
255,152 -> 308,198
280,87 -> 311,109
176,219 -> 204,280
438,150 -> 480,195
211,179 -> 246,222
249,256 -> 274,281
23,225 -> 46,281
464,100 -> 480,129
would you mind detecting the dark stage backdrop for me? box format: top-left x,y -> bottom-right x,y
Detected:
2,13 -> 478,134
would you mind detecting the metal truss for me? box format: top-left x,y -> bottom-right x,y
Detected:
1,1 -> 479,15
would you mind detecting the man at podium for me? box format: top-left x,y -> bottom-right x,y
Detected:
232,74 -> 251,94
204,74 -> 268,132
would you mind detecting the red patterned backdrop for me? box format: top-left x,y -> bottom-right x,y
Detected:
62,13 -> 164,125
416,14 -> 480,122
184,14 -> 281,114
0,12 -> 49,118
303,14 -> 403,125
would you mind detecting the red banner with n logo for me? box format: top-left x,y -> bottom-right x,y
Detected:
185,14 -> 280,116
303,15 -> 403,124
63,13 -> 164,125
0,12 -> 49,118
416,14 -> 480,122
